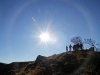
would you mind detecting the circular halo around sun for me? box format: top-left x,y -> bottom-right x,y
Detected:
39,32 -> 50,42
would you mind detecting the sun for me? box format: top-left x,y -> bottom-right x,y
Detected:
39,32 -> 50,42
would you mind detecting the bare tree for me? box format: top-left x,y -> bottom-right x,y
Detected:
71,36 -> 83,44
84,38 -> 95,46
84,38 -> 100,51
70,36 -> 100,51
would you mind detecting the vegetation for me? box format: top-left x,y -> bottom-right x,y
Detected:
71,36 -> 83,44
71,36 -> 100,51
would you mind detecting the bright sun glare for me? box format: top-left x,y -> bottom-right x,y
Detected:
39,32 -> 50,42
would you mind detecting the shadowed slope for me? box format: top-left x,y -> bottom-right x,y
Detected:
0,50 -> 100,75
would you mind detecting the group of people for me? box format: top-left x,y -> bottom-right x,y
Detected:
66,43 -> 83,52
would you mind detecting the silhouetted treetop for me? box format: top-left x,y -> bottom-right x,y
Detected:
84,38 -> 100,51
84,38 -> 95,46
71,36 -> 83,44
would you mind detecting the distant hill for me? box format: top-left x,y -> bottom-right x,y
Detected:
0,50 -> 100,75
0,62 -> 7,69
0,61 -> 34,75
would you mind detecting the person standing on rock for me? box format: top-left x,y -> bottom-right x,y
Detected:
80,43 -> 83,50
73,44 -> 75,51
66,45 -> 68,52
69,44 -> 72,51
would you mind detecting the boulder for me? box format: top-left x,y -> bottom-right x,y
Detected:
35,55 -> 47,64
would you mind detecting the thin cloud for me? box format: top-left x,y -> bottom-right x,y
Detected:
32,17 -> 36,22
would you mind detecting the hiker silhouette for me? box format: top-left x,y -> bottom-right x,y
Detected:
66,45 -> 68,52
69,44 -> 72,51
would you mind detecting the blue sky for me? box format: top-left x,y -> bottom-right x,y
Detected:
0,0 -> 100,63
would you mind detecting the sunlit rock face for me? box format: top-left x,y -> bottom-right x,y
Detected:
35,55 -> 47,64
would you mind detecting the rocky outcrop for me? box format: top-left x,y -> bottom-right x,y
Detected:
35,55 -> 47,64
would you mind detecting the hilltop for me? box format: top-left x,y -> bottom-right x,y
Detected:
0,50 -> 100,75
